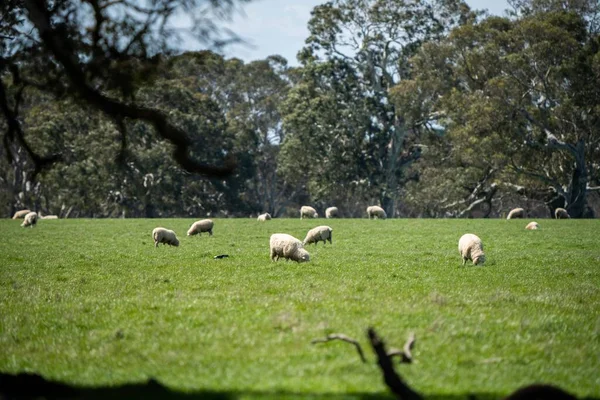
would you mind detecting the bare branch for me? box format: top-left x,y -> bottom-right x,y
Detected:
387,332 -> 416,364
367,328 -> 423,400
311,333 -> 367,363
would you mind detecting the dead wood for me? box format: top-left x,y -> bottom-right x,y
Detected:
311,333 -> 367,363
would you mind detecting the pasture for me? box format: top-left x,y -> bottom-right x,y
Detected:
1,218 -> 599,399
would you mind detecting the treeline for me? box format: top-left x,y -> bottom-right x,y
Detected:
1,0 -> 599,218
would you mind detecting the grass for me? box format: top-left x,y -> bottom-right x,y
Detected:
0,218 -> 599,399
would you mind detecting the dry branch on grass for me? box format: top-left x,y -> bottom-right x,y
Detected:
311,334 -> 367,363
386,332 -> 416,363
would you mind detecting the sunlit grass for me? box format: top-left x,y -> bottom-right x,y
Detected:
1,218 -> 599,399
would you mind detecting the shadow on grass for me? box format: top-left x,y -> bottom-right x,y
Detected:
0,373 -> 597,400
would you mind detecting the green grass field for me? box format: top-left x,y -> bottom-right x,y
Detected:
1,218 -> 599,399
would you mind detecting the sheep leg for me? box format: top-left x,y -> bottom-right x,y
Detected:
209,229 -> 213,236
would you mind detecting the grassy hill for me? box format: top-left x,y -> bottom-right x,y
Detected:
1,218 -> 599,399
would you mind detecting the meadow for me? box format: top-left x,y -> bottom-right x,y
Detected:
1,218 -> 599,400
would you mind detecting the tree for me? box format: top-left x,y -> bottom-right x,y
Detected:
403,1 -> 600,217
279,0 -> 477,217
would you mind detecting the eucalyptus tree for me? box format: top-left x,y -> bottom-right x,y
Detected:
279,0 -> 477,216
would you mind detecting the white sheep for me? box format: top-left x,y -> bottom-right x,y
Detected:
41,215 -> 59,219
21,212 -> 38,228
555,208 -> 570,219
269,233 -> 310,262
367,205 -> 387,219
303,225 -> 333,246
257,213 -> 272,221
458,233 -> 485,265
325,207 -> 339,218
507,207 -> 525,219
152,227 -> 179,247
12,209 -> 31,219
300,206 -> 318,219
187,219 -> 214,236
525,221 -> 539,230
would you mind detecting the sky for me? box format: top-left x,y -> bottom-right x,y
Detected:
179,0 -> 511,65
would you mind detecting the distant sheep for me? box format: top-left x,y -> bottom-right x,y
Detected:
300,206 -> 318,219
257,213 -> 272,221
458,233 -> 485,265
325,207 -> 339,218
41,215 -> 59,220
21,212 -> 38,228
270,233 -> 310,263
507,208 -> 525,219
303,225 -> 333,246
367,205 -> 387,219
187,219 -> 214,236
555,208 -> 570,219
152,227 -> 179,247
12,209 -> 31,219
525,221 -> 539,230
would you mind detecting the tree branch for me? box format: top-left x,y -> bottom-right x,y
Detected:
387,332 -> 416,364
311,333 -> 367,363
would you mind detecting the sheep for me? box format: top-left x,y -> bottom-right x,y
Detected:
21,212 -> 38,228
12,209 -> 31,219
458,233 -> 485,265
269,233 -> 310,263
187,219 -> 214,236
303,225 -> 333,246
257,213 -> 272,221
555,207 -> 570,219
41,215 -> 59,220
300,206 -> 318,219
525,221 -> 539,230
506,207 -> 525,219
152,227 -> 179,247
325,207 -> 339,218
367,205 -> 387,219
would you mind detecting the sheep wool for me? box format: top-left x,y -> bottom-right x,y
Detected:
257,213 -> 272,221
325,207 -> 339,218
187,219 -> 214,236
367,205 -> 387,219
555,208 -> 570,219
525,221 -> 539,230
303,226 -> 333,246
21,212 -> 38,228
300,206 -> 318,219
458,233 -> 485,265
507,208 -> 525,219
152,227 -> 179,247
270,233 -> 310,263
12,209 -> 31,219
41,215 -> 59,219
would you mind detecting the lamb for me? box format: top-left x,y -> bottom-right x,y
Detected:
300,206 -> 318,219
257,213 -> 272,221
458,233 -> 485,265
367,205 -> 387,219
152,227 -> 179,247
12,209 -> 31,219
21,212 -> 38,228
269,233 -> 310,262
303,225 -> 333,246
555,207 -> 570,219
325,207 -> 339,218
187,219 -> 214,236
506,207 -> 525,219
525,221 -> 539,230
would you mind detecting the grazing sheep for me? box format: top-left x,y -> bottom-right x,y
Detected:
458,233 -> 485,265
257,213 -> 272,221
303,225 -> 333,246
21,212 -> 38,228
555,207 -> 570,219
12,209 -> 31,219
507,207 -> 525,219
300,206 -> 318,219
41,215 -> 59,220
187,219 -> 214,236
525,221 -> 539,230
152,227 -> 179,247
367,205 -> 387,219
325,207 -> 339,218
269,233 -> 310,263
